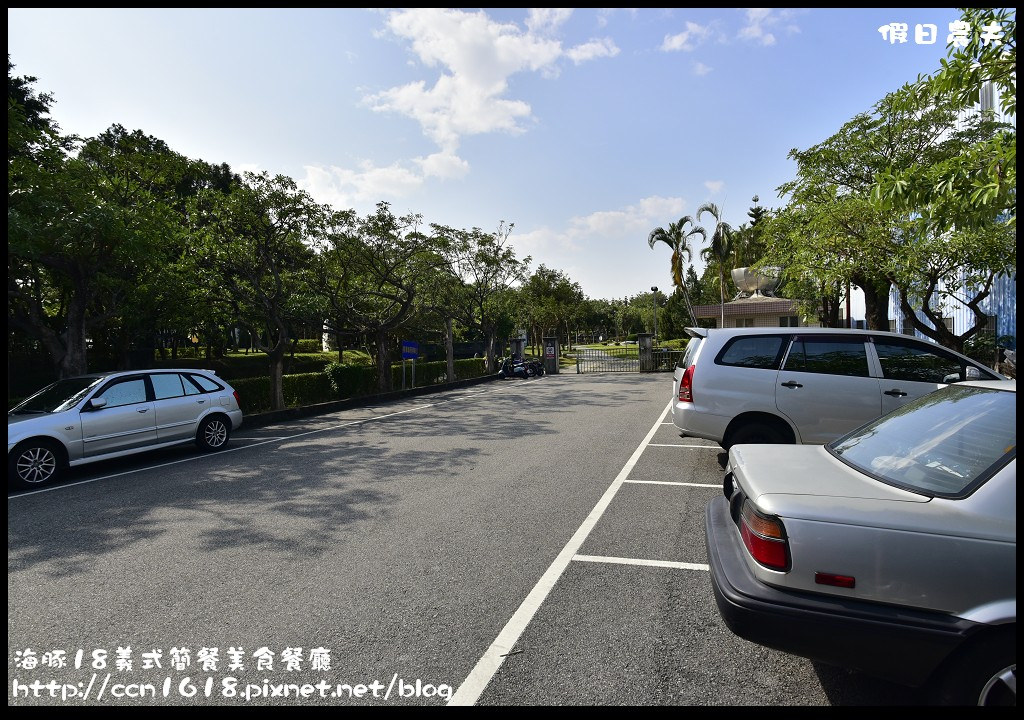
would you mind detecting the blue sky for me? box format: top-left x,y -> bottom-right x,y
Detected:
8,8 -> 969,302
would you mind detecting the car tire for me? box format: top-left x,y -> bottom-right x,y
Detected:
725,422 -> 789,450
933,631 -> 1015,706
9,440 -> 64,489
196,415 -> 231,451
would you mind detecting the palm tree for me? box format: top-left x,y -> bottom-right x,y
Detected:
697,202 -> 735,327
648,216 -> 705,325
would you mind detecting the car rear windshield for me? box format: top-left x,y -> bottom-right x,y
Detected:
9,376 -> 104,414
677,336 -> 702,369
828,385 -> 1016,498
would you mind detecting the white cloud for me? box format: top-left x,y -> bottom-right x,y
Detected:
310,9 -> 623,223
660,21 -> 711,52
298,161 -> 425,210
414,151 -> 471,180
738,8 -> 799,47
510,195 -> 695,299
526,8 -> 573,35
693,62 -> 712,76
566,37 -> 620,64
704,180 -> 725,194
368,8 -> 617,155
514,195 -> 686,258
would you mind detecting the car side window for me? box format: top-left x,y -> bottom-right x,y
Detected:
716,336 -> 787,369
98,378 -> 149,408
873,339 -> 965,383
783,338 -> 870,377
181,374 -> 202,396
151,373 -> 186,400
187,374 -> 222,393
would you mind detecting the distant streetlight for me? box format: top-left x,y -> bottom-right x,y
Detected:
651,286 -> 659,343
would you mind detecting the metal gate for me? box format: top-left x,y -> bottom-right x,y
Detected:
575,346 -> 684,373
575,346 -> 638,373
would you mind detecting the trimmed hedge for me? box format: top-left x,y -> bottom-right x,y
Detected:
236,357 -> 489,414
231,372 -> 335,414
294,339 -> 323,353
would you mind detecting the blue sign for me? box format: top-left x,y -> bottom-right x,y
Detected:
401,341 -> 419,359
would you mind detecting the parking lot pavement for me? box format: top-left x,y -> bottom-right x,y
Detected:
9,373 -> 925,706
454,381 -> 925,706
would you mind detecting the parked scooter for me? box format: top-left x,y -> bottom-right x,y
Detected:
497,355 -> 534,379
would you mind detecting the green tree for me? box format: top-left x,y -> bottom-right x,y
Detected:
647,216 -> 704,324
189,172 -> 328,409
522,265 -> 585,352
317,203 -> 444,392
9,89 -> 183,377
769,85 -> 1009,340
697,202 -> 735,327
874,7 -> 1015,229
433,221 -> 528,372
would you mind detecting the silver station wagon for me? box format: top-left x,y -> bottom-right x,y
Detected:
672,326 -> 1004,450
8,369 -> 244,489
705,380 -> 1016,705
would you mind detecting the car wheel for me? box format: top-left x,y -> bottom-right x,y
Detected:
9,440 -> 64,489
196,415 -> 231,451
933,632 -> 1015,706
725,422 -> 789,450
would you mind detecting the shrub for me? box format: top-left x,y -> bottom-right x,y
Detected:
294,339 -> 322,353
230,376 -> 273,413
233,372 -> 335,413
238,357 -> 490,414
324,363 -> 379,398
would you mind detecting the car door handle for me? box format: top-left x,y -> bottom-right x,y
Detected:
137,408 -> 149,413
780,381 -> 803,389
884,389 -> 908,397
197,399 -> 206,404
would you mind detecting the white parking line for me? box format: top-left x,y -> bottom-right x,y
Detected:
573,554 -> 709,572
448,400 -> 672,706
7,384 -> 515,499
624,480 -> 720,488
647,443 -> 721,449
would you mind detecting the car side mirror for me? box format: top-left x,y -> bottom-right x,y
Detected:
87,397 -> 107,410
943,366 -> 982,384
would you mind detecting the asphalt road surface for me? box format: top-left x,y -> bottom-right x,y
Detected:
8,373 -> 924,706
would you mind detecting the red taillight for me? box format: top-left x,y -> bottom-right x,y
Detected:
233,390 -> 241,408
739,500 -> 788,571
678,364 -> 695,402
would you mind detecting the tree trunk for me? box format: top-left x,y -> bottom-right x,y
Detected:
375,331 -> 393,393
484,330 -> 497,373
852,273 -> 891,331
268,345 -> 287,411
445,316 -> 455,382
60,292 -> 90,378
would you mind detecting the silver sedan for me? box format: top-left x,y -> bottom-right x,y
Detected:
704,380 -> 1016,706
8,369 -> 244,489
